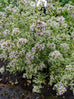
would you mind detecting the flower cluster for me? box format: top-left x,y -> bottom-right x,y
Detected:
60,43 -> 69,50
47,43 -> 56,50
30,20 -> 47,37
1,40 -> 13,50
30,20 -> 46,31
12,28 -> 20,35
9,51 -> 19,59
39,62 -> 45,69
35,43 -> 45,50
3,29 -> 10,37
17,38 -> 28,48
54,82 -> 66,95
49,16 -> 67,28
49,50 -> 62,58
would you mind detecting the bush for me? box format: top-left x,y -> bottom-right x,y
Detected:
0,0 -> 74,95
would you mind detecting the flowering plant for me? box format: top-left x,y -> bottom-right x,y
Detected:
0,0 -> 74,95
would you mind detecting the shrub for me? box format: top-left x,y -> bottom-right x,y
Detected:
0,0 -> 74,95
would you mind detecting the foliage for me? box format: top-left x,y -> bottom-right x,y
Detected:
59,0 -> 73,6
48,0 -> 74,6
0,0 -> 74,95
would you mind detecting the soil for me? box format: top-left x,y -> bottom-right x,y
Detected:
0,59 -> 74,99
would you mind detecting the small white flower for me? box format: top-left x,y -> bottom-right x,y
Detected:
0,39 -> 5,47
12,28 -> 20,35
3,29 -> 10,36
12,6 -> 19,14
61,23 -> 67,28
33,86 -> 40,93
19,49 -> 25,55
47,4 -> 55,10
35,30 -> 43,37
61,43 -> 69,50
47,43 -> 56,50
40,62 -> 45,68
26,52 -> 34,64
26,52 -> 34,60
57,16 -> 65,23
57,7 -> 63,14
30,23 -> 36,31
32,47 -> 36,54
66,65 -> 73,70
35,43 -> 45,50
5,5 -> 12,13
0,12 -> 6,17
44,30 -> 51,37
0,67 -> 4,74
